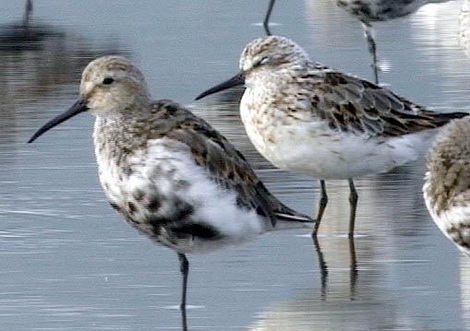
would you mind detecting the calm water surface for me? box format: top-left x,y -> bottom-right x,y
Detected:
1,0 -> 469,330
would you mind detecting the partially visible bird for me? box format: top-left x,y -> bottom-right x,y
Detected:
423,117 -> 470,256
335,0 -> 452,83
263,0 -> 452,83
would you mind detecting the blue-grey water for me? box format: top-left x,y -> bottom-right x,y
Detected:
1,0 -> 469,330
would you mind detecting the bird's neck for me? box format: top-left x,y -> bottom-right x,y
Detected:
93,110 -> 151,165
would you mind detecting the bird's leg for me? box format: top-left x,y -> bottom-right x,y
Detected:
312,180 -> 328,237
178,253 -> 189,310
181,301 -> 188,331
263,0 -> 276,36
348,179 -> 358,238
362,22 -> 379,84
23,0 -> 33,30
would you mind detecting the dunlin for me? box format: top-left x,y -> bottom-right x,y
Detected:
195,35 -> 468,237
28,56 -> 314,309
423,118 -> 470,256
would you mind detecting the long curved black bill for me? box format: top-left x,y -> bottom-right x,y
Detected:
28,98 -> 89,143
195,71 -> 245,101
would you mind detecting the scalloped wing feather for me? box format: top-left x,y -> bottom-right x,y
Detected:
307,68 -> 468,137
149,100 -> 312,225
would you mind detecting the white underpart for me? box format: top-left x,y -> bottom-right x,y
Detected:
240,89 -> 436,180
423,177 -> 470,256
96,136 -> 267,254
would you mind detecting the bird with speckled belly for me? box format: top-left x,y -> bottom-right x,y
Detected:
424,117 -> 470,256
28,55 -> 314,310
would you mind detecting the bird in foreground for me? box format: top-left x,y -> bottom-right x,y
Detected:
28,56 -> 314,309
263,0 -> 450,83
195,35 -> 468,238
423,118 -> 470,256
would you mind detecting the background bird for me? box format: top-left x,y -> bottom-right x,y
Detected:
196,35 -> 468,238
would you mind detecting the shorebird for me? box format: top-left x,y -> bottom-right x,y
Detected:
263,0 -> 451,83
423,118 -> 470,256
334,0 -> 451,83
28,56 -> 314,310
195,35 -> 468,237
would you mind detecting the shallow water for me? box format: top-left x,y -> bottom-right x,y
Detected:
1,0 -> 470,330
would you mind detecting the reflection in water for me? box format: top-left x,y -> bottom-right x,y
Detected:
249,233 -> 429,331
312,235 -> 358,301
0,0 -> 64,51
303,0 -> 454,84
0,0 -> 129,141
348,236 -> 358,299
333,0 -> 452,83
0,0 -> 129,97
459,0 -> 470,57
249,291 -> 430,330
408,2 -> 470,111
312,236 -> 329,299
460,256 -> 470,329
1,0 -> 470,329
0,5 -> 131,327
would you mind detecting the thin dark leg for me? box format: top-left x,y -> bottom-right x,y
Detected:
263,0 -> 276,36
348,236 -> 358,300
312,180 -> 328,237
23,0 -> 33,28
178,253 -> 189,310
362,22 -> 379,84
181,303 -> 188,331
312,235 -> 328,300
348,179 -> 358,238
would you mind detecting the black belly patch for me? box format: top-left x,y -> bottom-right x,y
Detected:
170,223 -> 221,240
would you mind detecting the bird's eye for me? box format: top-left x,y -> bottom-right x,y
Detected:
102,77 -> 114,85
259,56 -> 269,65
253,56 -> 269,69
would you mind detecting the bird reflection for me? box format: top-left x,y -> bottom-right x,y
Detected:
312,235 -> 358,301
459,0 -> 470,57
460,257 -> 470,329
348,236 -> 358,299
0,0 -> 66,51
23,0 -> 33,29
312,236 -> 329,299
0,0 -> 129,114
248,234 -> 432,330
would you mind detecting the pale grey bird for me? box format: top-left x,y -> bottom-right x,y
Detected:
195,35 -> 468,237
28,55 -> 314,310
